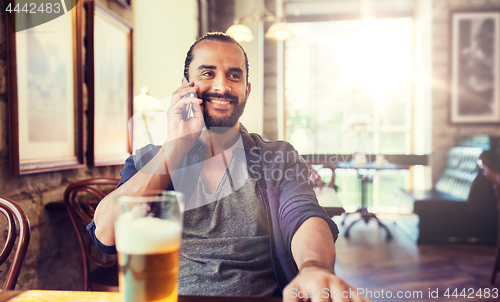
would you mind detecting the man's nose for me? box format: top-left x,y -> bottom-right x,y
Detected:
213,74 -> 230,95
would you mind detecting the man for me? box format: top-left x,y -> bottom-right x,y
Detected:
89,32 -> 369,301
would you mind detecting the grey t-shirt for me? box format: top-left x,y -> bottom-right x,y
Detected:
178,144 -> 279,297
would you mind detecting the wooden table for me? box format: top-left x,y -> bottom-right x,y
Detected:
0,291 -> 282,302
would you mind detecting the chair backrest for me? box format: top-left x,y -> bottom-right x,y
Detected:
0,197 -> 31,290
63,178 -> 119,291
435,146 -> 483,200
306,162 -> 337,190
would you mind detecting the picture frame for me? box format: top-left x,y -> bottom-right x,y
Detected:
450,10 -> 500,124
86,0 -> 133,166
6,0 -> 84,175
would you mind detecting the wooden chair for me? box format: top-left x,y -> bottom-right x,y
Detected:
0,197 -> 31,290
63,178 -> 120,291
478,155 -> 500,284
306,162 -> 338,190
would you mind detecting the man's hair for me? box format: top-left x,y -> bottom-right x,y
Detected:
183,32 -> 249,83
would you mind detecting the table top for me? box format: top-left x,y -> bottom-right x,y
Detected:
0,290 -> 282,302
336,161 -> 410,170
314,187 -> 344,216
323,206 -> 344,217
303,153 -> 428,166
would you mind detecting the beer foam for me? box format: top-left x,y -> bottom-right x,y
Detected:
115,215 -> 182,255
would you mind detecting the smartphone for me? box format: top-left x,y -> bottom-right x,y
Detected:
182,78 -> 196,121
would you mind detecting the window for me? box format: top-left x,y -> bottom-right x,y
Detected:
285,18 -> 413,212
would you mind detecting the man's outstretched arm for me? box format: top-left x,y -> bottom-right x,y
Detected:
285,217 -> 371,302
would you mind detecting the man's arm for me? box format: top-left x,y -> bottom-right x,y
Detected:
94,142 -> 186,246
285,217 -> 371,302
93,82 -> 204,246
291,217 -> 336,272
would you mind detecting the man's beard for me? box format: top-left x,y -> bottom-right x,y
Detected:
202,91 -> 246,134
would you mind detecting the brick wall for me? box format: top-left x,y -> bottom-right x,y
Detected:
263,0 -> 279,141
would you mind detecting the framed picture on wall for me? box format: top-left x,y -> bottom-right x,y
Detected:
450,10 -> 500,124
86,0 -> 133,166
6,1 -> 84,175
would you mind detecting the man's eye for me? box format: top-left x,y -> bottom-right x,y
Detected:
202,71 -> 214,77
229,73 -> 241,79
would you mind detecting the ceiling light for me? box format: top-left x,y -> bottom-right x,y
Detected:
265,22 -> 294,40
226,0 -> 293,42
226,23 -> 254,42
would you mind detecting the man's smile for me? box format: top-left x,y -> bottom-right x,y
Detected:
207,98 -> 233,110
210,99 -> 231,105
203,92 -> 238,112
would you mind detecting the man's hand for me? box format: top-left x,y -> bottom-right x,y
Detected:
94,82 -> 203,246
289,218 -> 372,301
167,81 -> 205,145
284,267 -> 372,302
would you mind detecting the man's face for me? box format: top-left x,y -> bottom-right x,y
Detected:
188,40 -> 251,132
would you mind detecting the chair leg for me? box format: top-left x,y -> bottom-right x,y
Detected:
492,243 -> 500,284
344,218 -> 362,238
341,211 -> 358,226
376,216 -> 393,240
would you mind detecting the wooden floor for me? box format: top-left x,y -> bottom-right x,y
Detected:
332,214 -> 499,302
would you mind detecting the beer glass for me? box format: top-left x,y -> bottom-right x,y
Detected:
115,191 -> 183,302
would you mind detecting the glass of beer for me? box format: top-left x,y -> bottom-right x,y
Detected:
115,191 -> 183,302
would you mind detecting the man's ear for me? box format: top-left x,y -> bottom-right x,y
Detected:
245,82 -> 251,101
